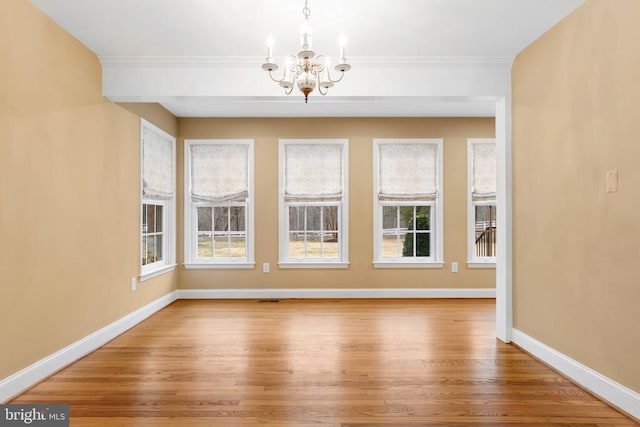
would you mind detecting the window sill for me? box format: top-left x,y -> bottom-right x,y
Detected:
278,262 -> 350,269
466,262 -> 496,269
184,262 -> 255,270
139,264 -> 177,282
373,262 -> 444,269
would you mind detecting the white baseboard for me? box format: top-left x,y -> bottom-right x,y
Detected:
177,288 -> 496,299
0,291 -> 178,403
512,329 -> 640,421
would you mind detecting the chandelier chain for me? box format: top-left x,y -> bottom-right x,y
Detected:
303,0 -> 310,20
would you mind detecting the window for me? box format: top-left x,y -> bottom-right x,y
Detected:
468,139 -> 496,267
279,140 -> 348,268
373,139 -> 443,268
140,119 -> 176,280
184,140 -> 254,268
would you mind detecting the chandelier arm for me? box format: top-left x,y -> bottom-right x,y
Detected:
325,68 -> 345,84
267,68 -> 287,83
284,84 -> 295,95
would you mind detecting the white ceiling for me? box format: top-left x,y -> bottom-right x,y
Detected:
29,0 -> 585,117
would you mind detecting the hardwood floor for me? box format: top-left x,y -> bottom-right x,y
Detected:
11,299 -> 637,426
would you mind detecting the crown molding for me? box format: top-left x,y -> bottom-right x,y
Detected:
99,55 -> 514,68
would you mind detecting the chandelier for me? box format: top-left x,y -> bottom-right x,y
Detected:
261,0 -> 351,103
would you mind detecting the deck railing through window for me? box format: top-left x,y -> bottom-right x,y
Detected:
475,220 -> 496,258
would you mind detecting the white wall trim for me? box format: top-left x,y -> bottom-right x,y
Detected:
495,95 -> 513,343
0,291 -> 178,403
512,329 -> 640,421
99,56 -> 515,68
139,264 -> 177,282
177,288 -> 495,299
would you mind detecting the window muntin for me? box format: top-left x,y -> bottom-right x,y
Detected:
184,140 -> 254,268
373,139 -> 443,266
140,119 -> 175,279
279,140 -> 348,266
473,203 -> 496,258
381,205 -> 433,259
468,139 -> 497,264
196,204 -> 247,259
287,204 -> 340,260
142,202 -> 166,266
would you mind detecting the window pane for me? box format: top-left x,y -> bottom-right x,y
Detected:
229,235 -> 246,258
400,232 -> 414,257
141,236 -> 148,265
306,233 -> 322,257
142,204 -> 148,234
214,236 -> 229,257
382,234 -> 399,258
323,235 -> 339,258
155,205 -> 163,233
416,232 -> 430,257
289,233 -> 305,258
306,206 -> 321,231
146,236 -> 156,263
229,206 -> 246,232
415,206 -> 430,231
475,205 -> 492,226
475,205 -> 496,257
323,206 -> 338,231
398,206 -> 412,229
198,235 -> 213,258
146,204 -> 156,233
155,235 -> 163,261
382,206 -> 397,230
214,207 -> 229,231
197,207 -> 212,232
289,206 -> 304,231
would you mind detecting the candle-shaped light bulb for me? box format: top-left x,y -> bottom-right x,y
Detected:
300,21 -> 313,50
266,36 -> 274,59
339,35 -> 347,59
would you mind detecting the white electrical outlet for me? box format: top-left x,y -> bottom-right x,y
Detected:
263,263 -> 270,273
131,277 -> 137,292
451,262 -> 459,273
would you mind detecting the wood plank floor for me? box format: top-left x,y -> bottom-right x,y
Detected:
11,299 -> 637,426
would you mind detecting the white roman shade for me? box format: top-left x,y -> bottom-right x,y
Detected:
284,143 -> 343,202
472,142 -> 496,201
378,143 -> 438,201
190,144 -> 249,202
142,126 -> 174,199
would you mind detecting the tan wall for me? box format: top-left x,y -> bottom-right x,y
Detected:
0,0 -> 177,380
118,103 -> 178,137
178,118 -> 496,289
512,0 -> 640,392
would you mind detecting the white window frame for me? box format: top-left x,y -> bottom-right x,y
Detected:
140,119 -> 176,281
278,139 -> 349,269
373,138 -> 444,269
183,139 -> 255,269
467,138 -> 496,268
